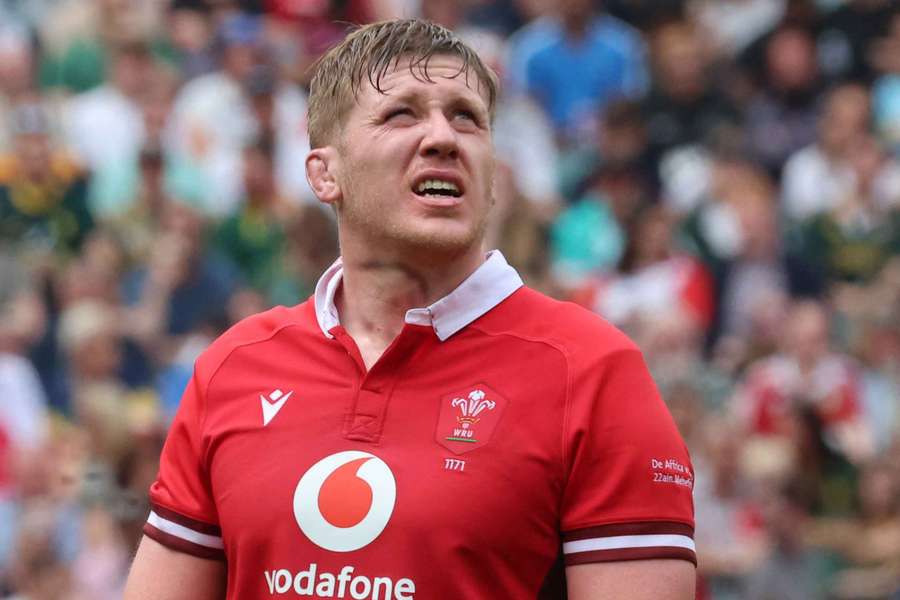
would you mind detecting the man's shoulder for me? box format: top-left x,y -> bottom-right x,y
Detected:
195,300 -> 314,375
478,286 -> 638,359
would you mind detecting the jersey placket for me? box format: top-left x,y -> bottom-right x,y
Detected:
330,324 -> 431,444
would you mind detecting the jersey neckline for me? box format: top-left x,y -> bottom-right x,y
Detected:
313,250 -> 524,342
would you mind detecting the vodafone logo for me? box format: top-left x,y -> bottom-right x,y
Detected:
293,451 -> 396,552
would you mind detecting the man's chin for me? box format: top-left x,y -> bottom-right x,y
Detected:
388,221 -> 484,257
340,208 -> 488,259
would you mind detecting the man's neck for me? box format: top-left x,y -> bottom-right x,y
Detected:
335,243 -> 486,369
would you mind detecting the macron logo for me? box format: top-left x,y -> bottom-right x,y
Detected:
261,389 -> 292,426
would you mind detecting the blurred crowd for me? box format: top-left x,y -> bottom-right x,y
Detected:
0,0 -> 899,598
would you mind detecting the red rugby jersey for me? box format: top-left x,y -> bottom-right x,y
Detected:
144,251 -> 695,599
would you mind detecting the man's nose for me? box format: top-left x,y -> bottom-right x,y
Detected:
420,111 -> 459,159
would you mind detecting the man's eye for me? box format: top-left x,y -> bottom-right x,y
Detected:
385,108 -> 413,120
454,110 -> 477,122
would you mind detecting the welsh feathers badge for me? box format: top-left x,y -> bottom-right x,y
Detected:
436,383 -> 508,454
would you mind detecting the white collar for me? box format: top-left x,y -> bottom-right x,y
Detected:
314,250 -> 523,342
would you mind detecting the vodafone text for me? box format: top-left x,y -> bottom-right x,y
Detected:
264,564 -> 415,599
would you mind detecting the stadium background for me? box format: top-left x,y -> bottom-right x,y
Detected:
0,0 -> 899,598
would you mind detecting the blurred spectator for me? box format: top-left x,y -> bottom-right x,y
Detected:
715,167 -> 786,342
641,19 -> 741,172
571,204 -> 715,347
68,503 -> 128,600
58,300 -> 154,461
485,162 -> 551,290
871,10 -> 900,153
419,0 -> 467,29
688,0 -> 786,58
266,203 -> 340,308
549,99 -> 658,282
7,504 -> 78,600
0,254 -> 48,501
266,0 -> 385,74
213,135 -> 288,294
63,41 -> 155,175
733,0 -> 821,99
37,0 -> 161,93
693,419 -> 768,600
549,188 -> 625,284
460,28 -> 561,214
166,0 -> 218,80
121,201 -> 236,348
243,61 -> 315,207
792,134 -> 900,285
829,460 -> 900,599
596,99 -> 655,186
100,144 -> 173,264
57,230 -> 128,315
604,0 -> 684,31
744,25 -> 821,175
731,300 -> 873,465
781,83 -> 876,221
831,261 -> 900,453
87,73 -> 206,223
816,0 -> 900,84
0,19 -> 38,152
743,483 -> 823,600
593,102 -> 657,214
0,102 -> 92,257
166,12 -> 313,214
517,0 -> 648,144
463,0 -> 532,36
732,180 -> 790,349
681,160 -> 793,349
790,404 -> 860,518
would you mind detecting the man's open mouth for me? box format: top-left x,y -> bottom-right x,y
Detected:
413,179 -> 462,198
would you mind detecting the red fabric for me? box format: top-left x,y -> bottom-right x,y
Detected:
573,255 -> 716,332
0,426 -> 9,491
679,259 -> 716,329
149,291 -> 694,598
265,0 -> 375,25
737,355 -> 862,436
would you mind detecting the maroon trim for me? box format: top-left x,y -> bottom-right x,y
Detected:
565,546 -> 697,566
143,523 -> 226,562
564,521 -> 694,542
150,502 -> 222,536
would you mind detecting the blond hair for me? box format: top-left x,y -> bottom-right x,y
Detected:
307,19 -> 499,148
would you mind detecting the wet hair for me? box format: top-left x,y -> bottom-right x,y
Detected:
306,19 -> 498,148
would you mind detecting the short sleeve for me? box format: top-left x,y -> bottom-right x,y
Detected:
561,347 -> 696,566
143,369 -> 225,560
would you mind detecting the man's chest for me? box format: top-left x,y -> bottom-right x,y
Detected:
199,333 -> 569,592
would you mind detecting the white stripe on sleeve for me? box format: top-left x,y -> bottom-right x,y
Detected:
147,511 -> 225,549
563,534 -> 696,554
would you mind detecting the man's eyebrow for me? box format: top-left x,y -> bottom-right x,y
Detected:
449,92 -> 488,110
374,83 -> 486,108
376,89 -> 419,106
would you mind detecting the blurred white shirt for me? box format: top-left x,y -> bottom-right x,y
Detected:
167,72 -> 315,217
493,94 -> 559,206
0,353 -> 48,452
65,84 -> 145,171
690,0 -> 786,56
782,143 -> 900,221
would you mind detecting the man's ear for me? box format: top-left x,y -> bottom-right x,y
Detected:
306,146 -> 342,206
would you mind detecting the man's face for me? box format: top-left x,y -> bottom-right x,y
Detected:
330,55 -> 495,256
